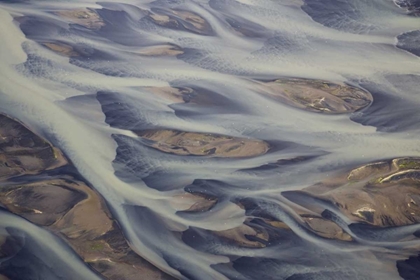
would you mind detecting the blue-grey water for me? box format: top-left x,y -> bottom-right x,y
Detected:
0,0 -> 420,279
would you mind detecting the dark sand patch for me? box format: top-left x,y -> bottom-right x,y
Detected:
136,44 -> 184,56
42,42 -> 80,57
257,78 -> 372,114
54,8 -> 105,30
0,114 -> 67,180
172,192 -> 218,212
146,8 -> 213,35
146,86 -> 194,104
302,215 -> 352,241
0,114 -> 175,280
0,180 -> 86,226
136,129 -> 270,158
225,16 -> 269,38
284,157 -> 420,227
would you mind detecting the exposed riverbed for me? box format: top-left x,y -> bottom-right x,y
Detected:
0,0 -> 420,279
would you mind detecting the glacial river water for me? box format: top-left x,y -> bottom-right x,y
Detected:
0,0 -> 420,279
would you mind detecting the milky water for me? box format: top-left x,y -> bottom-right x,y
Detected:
0,0 -> 419,279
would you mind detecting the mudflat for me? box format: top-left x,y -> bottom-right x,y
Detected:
258,78 -> 373,114
136,129 -> 270,158
284,158 -> 420,227
0,113 -> 175,280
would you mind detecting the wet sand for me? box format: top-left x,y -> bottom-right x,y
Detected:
0,113 -> 174,279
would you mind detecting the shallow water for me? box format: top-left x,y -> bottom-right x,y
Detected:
0,0 -> 420,279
